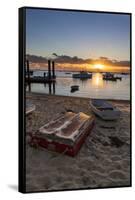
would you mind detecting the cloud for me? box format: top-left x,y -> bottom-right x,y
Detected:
27,54 -> 130,67
55,55 -> 84,64
27,54 -> 48,63
111,60 -> 130,66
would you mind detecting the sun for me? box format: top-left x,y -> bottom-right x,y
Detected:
94,64 -> 104,70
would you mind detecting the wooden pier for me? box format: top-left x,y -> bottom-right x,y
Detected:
25,76 -> 56,83
25,60 -> 56,84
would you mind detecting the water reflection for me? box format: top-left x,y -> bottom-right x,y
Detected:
91,73 -> 104,88
48,82 -> 55,94
26,71 -> 130,100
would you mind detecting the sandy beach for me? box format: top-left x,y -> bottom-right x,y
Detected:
26,93 -> 131,192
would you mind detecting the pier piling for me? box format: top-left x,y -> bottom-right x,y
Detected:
26,59 -> 56,84
52,61 -> 55,79
48,60 -> 51,80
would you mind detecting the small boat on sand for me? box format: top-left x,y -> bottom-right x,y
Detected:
29,112 -> 95,156
26,101 -> 36,115
71,85 -> 79,93
90,99 -> 120,120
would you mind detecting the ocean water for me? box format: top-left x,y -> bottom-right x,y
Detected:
26,71 -> 130,100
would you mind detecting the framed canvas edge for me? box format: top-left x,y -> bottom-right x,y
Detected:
19,7 -> 26,193
18,6 -> 132,194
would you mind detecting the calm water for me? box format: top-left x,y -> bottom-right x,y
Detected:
26,71 -> 130,100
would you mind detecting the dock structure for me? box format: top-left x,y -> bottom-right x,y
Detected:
26,76 -> 56,83
48,60 -> 51,80
25,60 -> 56,83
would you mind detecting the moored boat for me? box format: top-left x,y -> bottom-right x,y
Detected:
90,99 -> 120,120
103,73 -> 122,81
121,72 -> 129,75
29,112 -> 95,156
103,77 -> 117,81
115,76 -> 122,81
72,71 -> 92,79
103,72 -> 117,81
71,85 -> 79,92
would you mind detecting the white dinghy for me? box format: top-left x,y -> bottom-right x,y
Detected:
90,99 -> 120,120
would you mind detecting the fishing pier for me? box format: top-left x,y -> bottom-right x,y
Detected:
26,60 -> 56,84
26,59 -> 56,94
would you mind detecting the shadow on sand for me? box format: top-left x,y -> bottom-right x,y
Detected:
8,184 -> 18,191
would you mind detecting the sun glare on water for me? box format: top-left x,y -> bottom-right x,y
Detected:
92,73 -> 104,88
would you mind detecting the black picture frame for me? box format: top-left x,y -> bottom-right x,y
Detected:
19,6 -> 132,193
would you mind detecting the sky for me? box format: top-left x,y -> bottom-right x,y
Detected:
26,8 -> 130,71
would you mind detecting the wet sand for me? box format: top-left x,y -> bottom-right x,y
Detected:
26,93 -> 131,192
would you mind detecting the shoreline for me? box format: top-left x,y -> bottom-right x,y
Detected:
26,92 -> 130,103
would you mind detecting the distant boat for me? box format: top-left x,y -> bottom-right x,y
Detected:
72,71 -> 92,79
115,76 -> 122,81
103,72 -> 117,81
103,73 -> 122,81
71,85 -> 79,93
90,99 -> 120,120
121,72 -> 129,75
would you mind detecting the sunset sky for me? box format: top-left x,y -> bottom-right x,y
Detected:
26,8 -> 130,72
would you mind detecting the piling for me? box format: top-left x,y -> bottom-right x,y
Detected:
49,83 -> 52,94
44,72 -> 46,79
53,82 -> 55,94
52,61 -> 55,79
48,60 -> 51,80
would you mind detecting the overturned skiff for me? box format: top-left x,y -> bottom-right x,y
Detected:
90,99 -> 120,121
29,112 -> 95,156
